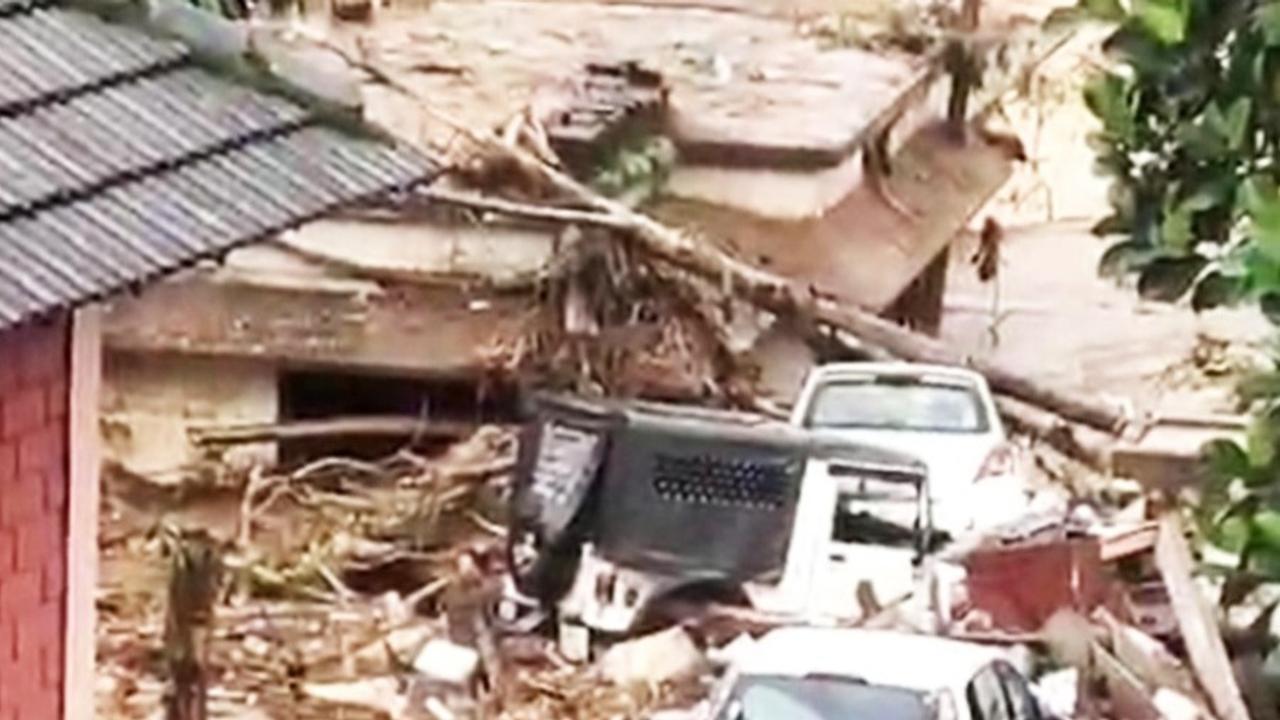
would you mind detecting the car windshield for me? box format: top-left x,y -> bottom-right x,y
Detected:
804,376 -> 989,433
716,675 -> 932,720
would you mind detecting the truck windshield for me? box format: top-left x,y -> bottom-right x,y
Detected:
804,377 -> 988,433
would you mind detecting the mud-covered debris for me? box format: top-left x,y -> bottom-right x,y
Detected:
302,677 -> 406,716
351,625 -> 435,676
1154,688 -> 1214,720
601,627 -> 707,686
414,639 -> 481,688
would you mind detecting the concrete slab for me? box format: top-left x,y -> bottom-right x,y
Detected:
317,0 -> 923,161
657,121 -> 1016,310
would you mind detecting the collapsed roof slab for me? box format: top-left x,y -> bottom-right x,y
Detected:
656,121 -> 1017,313
330,0 -> 926,217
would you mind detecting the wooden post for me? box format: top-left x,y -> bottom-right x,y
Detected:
884,246 -> 950,336
65,306 -> 102,720
947,0 -> 984,140
1154,512 -> 1251,720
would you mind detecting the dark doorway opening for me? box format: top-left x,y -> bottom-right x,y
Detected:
277,370 -> 518,464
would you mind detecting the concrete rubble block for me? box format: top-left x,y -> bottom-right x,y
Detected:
413,638 -> 481,687
1033,668 -> 1079,719
407,677 -> 476,720
707,632 -> 757,668
558,619 -> 591,664
1097,609 -> 1197,695
352,625 -> 435,675
1154,688 -> 1215,720
302,676 -> 407,717
601,626 -> 707,686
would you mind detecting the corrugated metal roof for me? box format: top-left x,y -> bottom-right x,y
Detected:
0,3 -> 439,330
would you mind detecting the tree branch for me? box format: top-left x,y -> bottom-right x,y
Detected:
300,28 -> 1130,442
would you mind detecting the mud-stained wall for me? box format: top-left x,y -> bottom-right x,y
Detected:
101,352 -> 278,479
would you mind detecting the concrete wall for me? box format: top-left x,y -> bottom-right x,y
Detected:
665,68 -> 947,220
0,316 -> 71,720
275,218 -> 557,282
102,352 -> 278,479
665,23 -> 1056,221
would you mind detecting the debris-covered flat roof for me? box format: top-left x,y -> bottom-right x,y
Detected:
0,0 -> 439,330
334,0 -> 923,167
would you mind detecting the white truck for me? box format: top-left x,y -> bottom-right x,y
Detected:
790,362 -> 1029,537
499,387 -> 956,637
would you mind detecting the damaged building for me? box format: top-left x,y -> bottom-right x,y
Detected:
98,0 -> 1062,478
0,0 -> 436,715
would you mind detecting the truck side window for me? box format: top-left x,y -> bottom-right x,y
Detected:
831,478 -> 918,547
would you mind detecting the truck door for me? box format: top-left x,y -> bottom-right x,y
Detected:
810,473 -> 922,620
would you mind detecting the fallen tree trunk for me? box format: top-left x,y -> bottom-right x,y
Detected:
420,181 -> 1130,437
996,395 -> 1114,472
191,416 -> 474,446
432,153 -> 1131,437
310,32 -> 1129,444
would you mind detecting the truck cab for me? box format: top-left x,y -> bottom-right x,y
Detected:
790,363 -> 1028,536
500,393 -> 944,636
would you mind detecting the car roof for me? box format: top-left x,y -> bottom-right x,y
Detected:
808,362 -> 988,386
736,628 -> 1009,694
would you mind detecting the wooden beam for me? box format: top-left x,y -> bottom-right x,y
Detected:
190,416 -> 475,446
65,306 -> 102,720
1155,512 -> 1251,720
1092,642 -> 1162,720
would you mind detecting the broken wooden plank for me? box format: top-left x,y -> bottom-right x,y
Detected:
1095,608 -> 1198,696
1092,642 -> 1163,720
190,416 -> 474,446
1095,522 -> 1159,563
1155,511 -> 1251,720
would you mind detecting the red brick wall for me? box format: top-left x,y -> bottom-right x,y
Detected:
0,316 -> 70,720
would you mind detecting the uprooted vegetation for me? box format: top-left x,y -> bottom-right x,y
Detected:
100,422 -> 731,719
100,429 -> 500,717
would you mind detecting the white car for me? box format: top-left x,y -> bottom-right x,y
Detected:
790,363 -> 1028,536
662,627 -> 1046,720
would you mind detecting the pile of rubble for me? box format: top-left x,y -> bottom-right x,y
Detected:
96,396 -> 1277,720
92,8 -> 1273,718
97,424 -> 707,720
